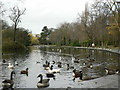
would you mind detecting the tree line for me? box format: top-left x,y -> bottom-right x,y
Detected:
39,0 -> 120,48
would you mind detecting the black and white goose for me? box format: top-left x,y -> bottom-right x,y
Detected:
72,69 -> 83,81
2,71 -> 15,89
37,74 -> 50,88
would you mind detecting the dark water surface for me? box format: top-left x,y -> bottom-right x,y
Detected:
0,46 -> 119,88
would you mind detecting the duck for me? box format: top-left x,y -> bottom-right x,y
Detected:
72,69 -> 83,81
20,68 -> 28,76
2,71 -> 15,89
47,65 -> 60,73
8,63 -> 14,69
37,74 -> 50,88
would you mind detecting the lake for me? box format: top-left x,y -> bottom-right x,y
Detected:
0,45 -> 119,88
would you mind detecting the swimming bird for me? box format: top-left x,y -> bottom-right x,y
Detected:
43,61 -> 50,67
47,65 -> 60,73
3,59 -> 6,63
37,74 -> 50,88
20,68 -> 28,76
72,69 -> 83,81
8,63 -> 14,69
67,64 -> 74,70
2,71 -> 15,89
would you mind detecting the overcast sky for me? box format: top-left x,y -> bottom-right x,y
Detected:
2,0 -> 93,34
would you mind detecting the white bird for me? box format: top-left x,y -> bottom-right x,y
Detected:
8,63 -> 14,69
47,65 -> 60,73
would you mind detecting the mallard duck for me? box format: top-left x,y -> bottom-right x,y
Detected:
37,74 -> 50,88
2,71 -> 15,89
72,69 -> 83,81
20,68 -> 28,76
8,63 -> 14,69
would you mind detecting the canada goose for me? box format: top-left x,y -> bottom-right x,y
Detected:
67,64 -> 74,70
37,74 -> 50,88
43,61 -> 50,67
82,76 -> 98,81
72,69 -> 83,81
15,61 -> 18,66
8,63 -> 14,69
87,64 -> 93,69
47,65 -> 60,73
3,59 -> 6,63
105,68 -> 116,75
58,63 -> 62,68
2,71 -> 15,89
20,68 -> 28,76
74,59 -> 80,63
36,61 -> 40,64
116,69 -> 120,74
52,61 -> 55,64
46,73 -> 55,80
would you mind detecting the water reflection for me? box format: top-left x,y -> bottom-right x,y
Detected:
0,46 -> 119,88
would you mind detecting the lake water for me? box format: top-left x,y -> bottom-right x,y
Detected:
0,46 -> 119,88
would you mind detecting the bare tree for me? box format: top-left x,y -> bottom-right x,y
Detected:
9,6 -> 26,42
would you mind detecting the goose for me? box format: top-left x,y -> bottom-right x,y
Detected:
74,59 -> 80,63
105,68 -> 116,75
46,73 -> 55,80
36,61 -> 41,64
20,68 -> 28,76
87,64 -> 93,69
8,63 -> 14,69
2,71 -> 15,89
116,69 -> 120,74
47,65 -> 60,73
72,69 -> 83,81
51,61 -> 55,64
67,64 -> 74,70
82,76 -> 98,81
15,61 -> 18,66
3,59 -> 6,63
37,74 -> 50,88
43,61 -> 50,67
58,63 -> 62,68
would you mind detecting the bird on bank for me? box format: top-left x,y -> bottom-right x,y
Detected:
105,68 -> 120,75
2,71 -> 15,89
